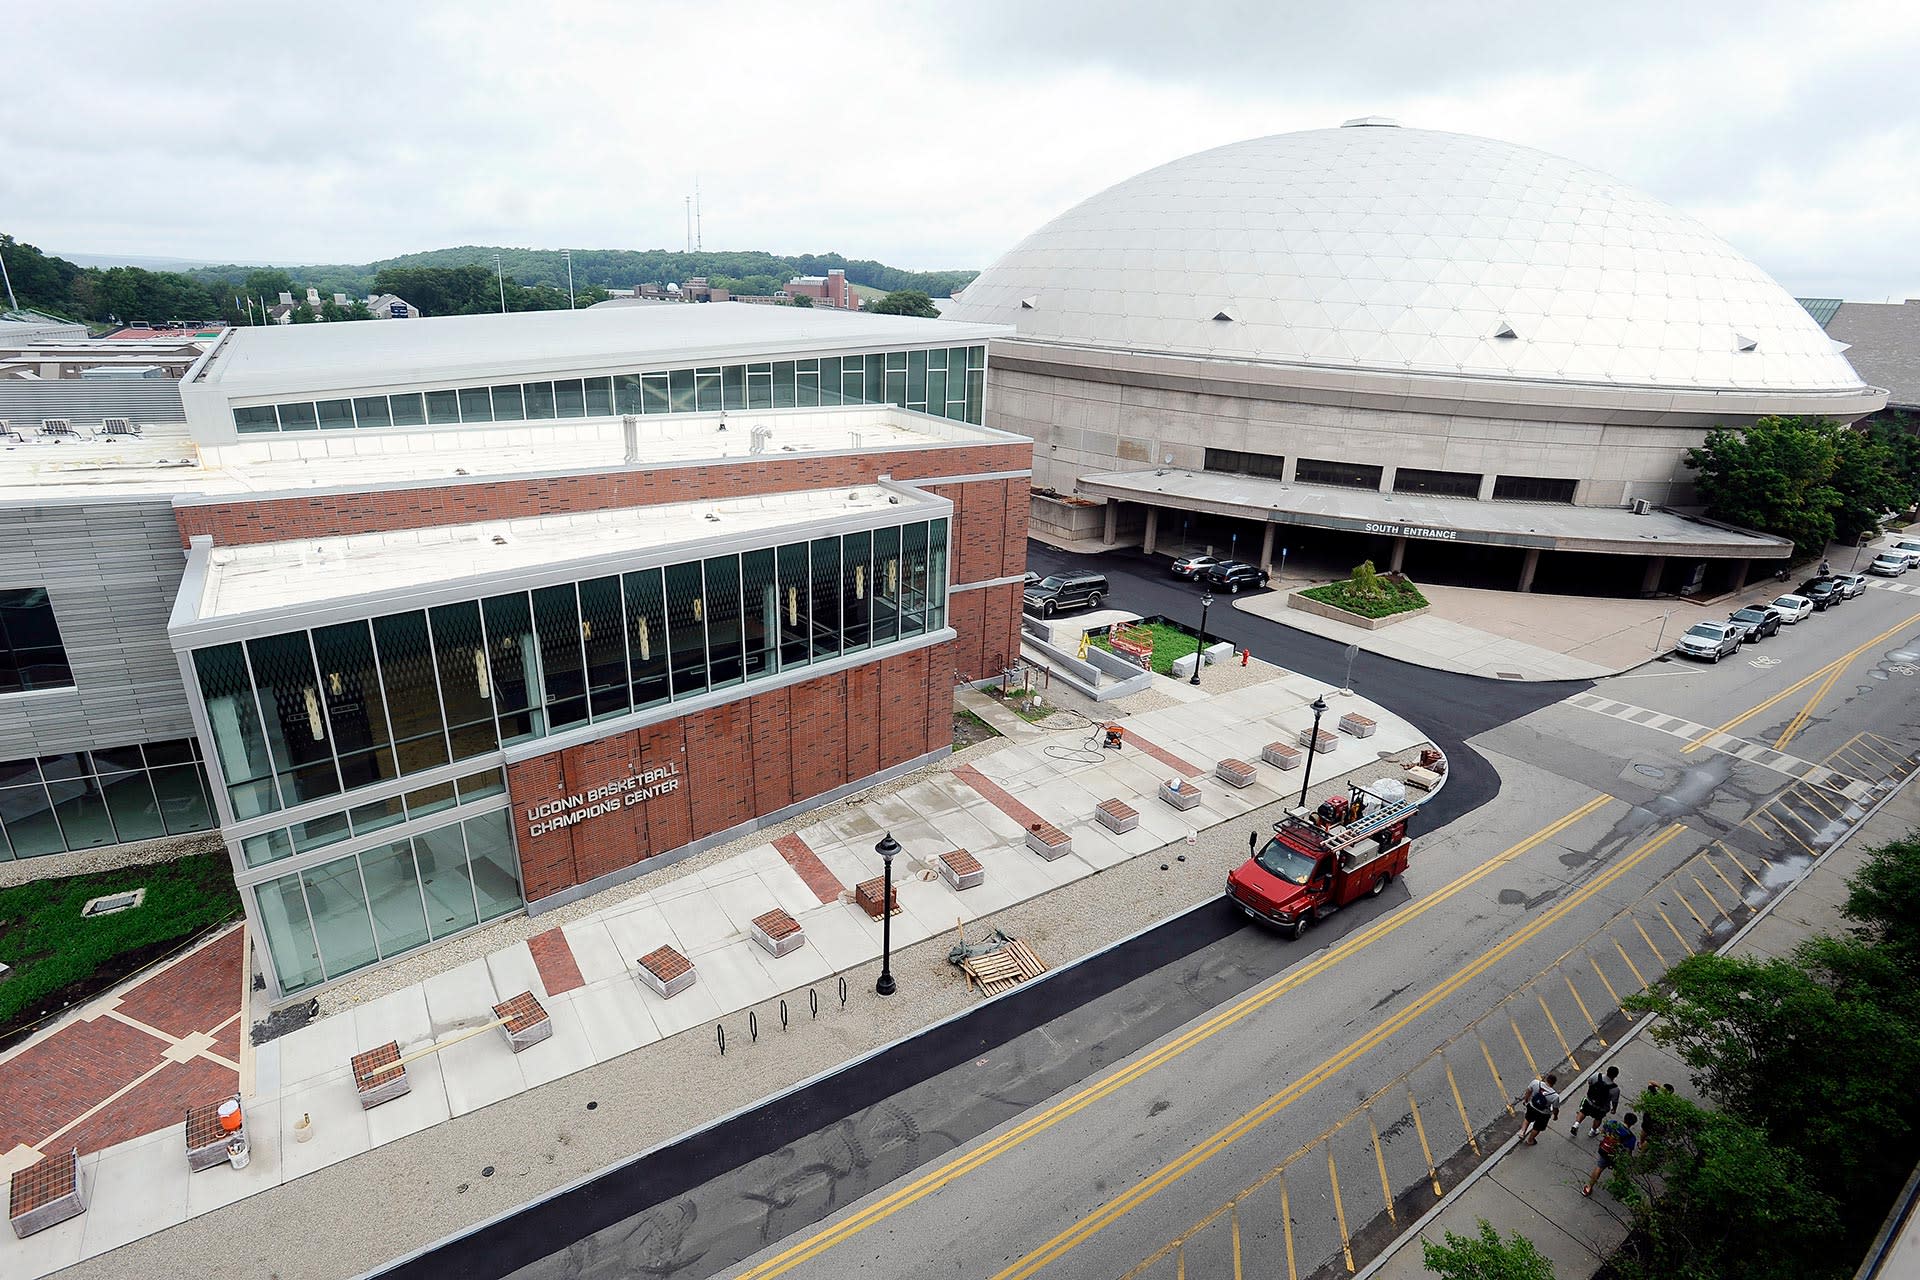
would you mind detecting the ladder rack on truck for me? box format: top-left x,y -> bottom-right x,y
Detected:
1320,798 -> 1418,853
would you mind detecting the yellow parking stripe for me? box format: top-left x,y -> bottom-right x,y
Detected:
1538,994 -> 1579,1071
1445,1058 -> 1480,1156
1279,1176 -> 1298,1280
1634,918 -> 1670,966
1368,1112 -> 1395,1224
1329,1148 -> 1354,1274
1564,973 -> 1606,1045
1479,1036 -> 1513,1113
1408,1088 -> 1442,1197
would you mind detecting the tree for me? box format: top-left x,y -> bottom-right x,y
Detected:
1685,416 -> 1843,557
1829,427 -> 1908,543
869,288 -> 939,318
1841,837 -> 1920,978
1421,1220 -> 1556,1280
318,298 -> 373,322
1349,559 -> 1386,600
789,293 -> 814,308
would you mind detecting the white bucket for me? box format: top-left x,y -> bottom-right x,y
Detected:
226,1137 -> 251,1170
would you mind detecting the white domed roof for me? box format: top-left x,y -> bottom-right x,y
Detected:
946,123 -> 1867,393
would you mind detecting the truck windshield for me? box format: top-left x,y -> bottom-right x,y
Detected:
1254,838 -> 1320,885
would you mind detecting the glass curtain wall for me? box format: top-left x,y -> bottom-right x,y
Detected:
231,347 -> 989,435
190,519 -> 948,822
0,739 -> 215,858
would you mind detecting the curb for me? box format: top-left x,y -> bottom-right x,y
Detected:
1354,763 -> 1917,1278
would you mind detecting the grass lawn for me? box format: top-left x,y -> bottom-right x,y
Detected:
0,853 -> 242,1032
985,687 -> 1057,722
1086,620 -> 1204,676
1297,577 -> 1430,620
953,707 -> 1002,748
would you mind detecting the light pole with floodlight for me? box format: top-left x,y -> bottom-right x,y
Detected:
874,832 -> 900,995
1190,590 -> 1213,686
1296,694 -> 1329,810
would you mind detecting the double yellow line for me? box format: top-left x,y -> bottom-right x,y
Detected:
993,820 -> 1689,1280
1683,610 -> 1920,754
734,794 -> 1612,1280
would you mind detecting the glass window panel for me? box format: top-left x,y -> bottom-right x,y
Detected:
373,612 -> 450,776
772,361 -> 795,408
818,356 -> 842,405
746,363 -> 772,409
303,855 -> 379,978
193,643 -> 278,819
927,347 -> 946,372
614,374 -> 644,415
482,593 -> 544,745
416,823 -> 479,938
350,396 -> 391,428
907,351 -> 926,409
100,768 -> 165,843
722,364 -> 746,411
234,405 -> 279,434
623,568 -> 670,710
553,379 -> 586,417
429,602 -> 498,761
950,347 -> 971,380
901,522 -> 929,638
404,780 -> 457,820
246,632 -> 339,807
532,583 -> 588,730
143,738 -> 196,766
584,376 -> 613,416
966,368 -> 984,422
777,542 -> 811,669
646,371 -> 673,414
388,393 -> 426,427
579,576 -> 630,721
970,344 -> 986,371
276,401 -> 317,431
464,809 -> 522,921
316,398 -> 354,430
809,536 -> 841,659
490,384 -> 524,420
242,828 -> 294,867
928,519 -> 949,628
884,368 -> 907,408
925,367 -> 947,416
669,367 -> 695,412
361,838 -> 431,957
842,530 -> 872,650
458,387 -> 494,423
151,763 -> 214,834
0,587 -> 72,693
796,367 -> 819,408
871,525 -> 901,645
0,778 -> 64,856
313,620 -> 395,791
864,353 -> 885,402
704,556 -> 744,689
257,875 -> 325,993
456,768 -> 506,803
695,367 -> 722,411
36,752 -> 84,782
742,548 -> 779,681
524,382 -> 556,419
291,811 -> 351,853
665,561 -> 709,698
350,794 -> 407,836
90,745 -> 145,776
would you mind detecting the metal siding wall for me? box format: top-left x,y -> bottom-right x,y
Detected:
0,498 -> 196,757
0,381 -> 186,425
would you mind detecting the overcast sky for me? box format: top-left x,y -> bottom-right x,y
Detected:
5,1 -> 1917,299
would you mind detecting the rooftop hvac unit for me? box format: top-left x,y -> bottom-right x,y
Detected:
1631,498 -> 1651,515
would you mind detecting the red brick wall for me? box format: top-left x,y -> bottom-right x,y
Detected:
507,639 -> 953,903
945,580 -> 1022,685
175,443 -> 1032,547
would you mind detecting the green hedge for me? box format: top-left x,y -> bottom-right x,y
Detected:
0,854 -> 242,1028
1298,576 -> 1430,620
1087,620 -> 1206,676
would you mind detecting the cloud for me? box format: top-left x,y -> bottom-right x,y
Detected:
1,0 -> 1914,298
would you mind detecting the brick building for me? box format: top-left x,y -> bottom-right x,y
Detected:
783,269 -> 855,310
1,302 -> 1024,1000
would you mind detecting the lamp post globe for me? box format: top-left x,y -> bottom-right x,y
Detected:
875,832 -> 901,996
1190,591 -> 1214,686
1297,694 -> 1330,810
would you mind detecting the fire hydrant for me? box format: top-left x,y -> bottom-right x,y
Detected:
1240,647 -> 1250,667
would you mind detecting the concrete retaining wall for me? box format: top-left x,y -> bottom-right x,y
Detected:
1287,590 -> 1430,632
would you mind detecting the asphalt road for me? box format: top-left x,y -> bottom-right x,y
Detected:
409,557 -> 1920,1280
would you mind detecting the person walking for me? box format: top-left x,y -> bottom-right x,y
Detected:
1573,1065 -> 1622,1137
1582,1111 -> 1638,1196
1518,1072 -> 1560,1146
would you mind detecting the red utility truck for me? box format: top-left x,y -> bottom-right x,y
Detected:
1226,783 -> 1416,938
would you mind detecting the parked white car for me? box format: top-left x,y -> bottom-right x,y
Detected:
1868,554 -> 1909,577
1832,573 -> 1868,598
1769,594 -> 1815,622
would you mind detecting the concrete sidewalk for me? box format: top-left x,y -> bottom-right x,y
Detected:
1359,763 -> 1920,1280
1,658 -> 1442,1280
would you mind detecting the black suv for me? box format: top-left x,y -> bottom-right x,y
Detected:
1023,572 -> 1108,617
1202,560 -> 1270,593
1798,577 -> 1841,611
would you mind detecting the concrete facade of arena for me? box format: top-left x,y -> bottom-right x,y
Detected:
946,122 -> 1889,594
0,304 -> 1028,1001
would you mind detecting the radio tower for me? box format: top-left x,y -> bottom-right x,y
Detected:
684,196 -> 692,253
696,179 -> 703,252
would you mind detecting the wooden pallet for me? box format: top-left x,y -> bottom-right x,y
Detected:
961,940 -> 1049,996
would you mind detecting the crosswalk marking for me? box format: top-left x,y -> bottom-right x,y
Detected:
1866,578 -> 1920,595
1562,690 -> 1873,799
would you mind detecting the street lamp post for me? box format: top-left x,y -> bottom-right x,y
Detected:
1296,694 -> 1329,810
874,832 -> 900,996
1190,591 -> 1214,686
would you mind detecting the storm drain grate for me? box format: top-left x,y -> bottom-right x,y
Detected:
1495,671 -> 1525,680
81,887 -> 146,917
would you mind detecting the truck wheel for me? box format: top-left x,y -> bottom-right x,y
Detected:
1087,592 -> 1103,609
1370,871 -> 1390,897
1288,917 -> 1309,940
1043,601 -> 1057,618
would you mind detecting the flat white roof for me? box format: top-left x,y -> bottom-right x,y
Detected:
0,404 -> 1016,502
187,481 -> 944,623
191,302 -> 1009,400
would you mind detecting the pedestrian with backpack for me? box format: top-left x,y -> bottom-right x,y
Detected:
1518,1072 -> 1560,1146
1573,1065 -> 1621,1137
1582,1112 -> 1637,1196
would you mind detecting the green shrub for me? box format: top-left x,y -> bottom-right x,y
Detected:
1298,570 -> 1429,620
